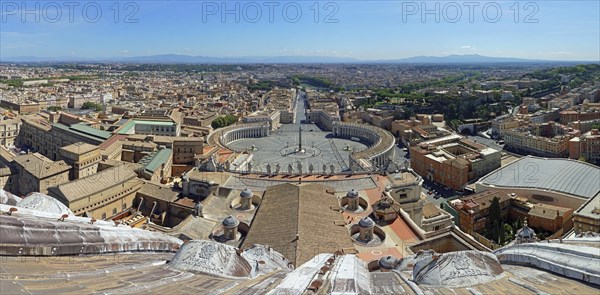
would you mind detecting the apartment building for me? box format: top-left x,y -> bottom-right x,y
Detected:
490,117 -> 520,138
410,135 -> 501,190
504,122 -> 578,157
0,100 -> 40,114
569,129 -> 600,165
560,109 -> 600,124
0,117 -> 20,147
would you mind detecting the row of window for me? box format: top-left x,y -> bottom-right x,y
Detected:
78,186 -> 136,214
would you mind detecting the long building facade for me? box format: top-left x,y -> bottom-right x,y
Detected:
48,165 -> 143,219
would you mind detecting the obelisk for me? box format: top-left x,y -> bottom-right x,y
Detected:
298,125 -> 303,151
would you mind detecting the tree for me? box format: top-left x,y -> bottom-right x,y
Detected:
291,77 -> 301,86
211,115 -> 237,129
81,101 -> 103,111
499,225 -> 507,245
485,197 -> 502,243
502,223 -> 514,244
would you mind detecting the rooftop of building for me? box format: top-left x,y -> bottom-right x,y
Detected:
127,133 -> 203,143
122,140 -> 157,149
575,191 -> 600,220
478,156 -> 600,199
137,181 -> 180,202
59,142 -> 99,155
528,202 -> 572,219
52,122 -> 112,142
98,134 -> 128,150
454,190 -> 513,211
13,153 -> 71,179
422,202 -> 444,219
387,170 -> 419,186
142,148 -> 173,173
422,133 -> 464,146
48,165 -> 140,202
241,182 -> 355,266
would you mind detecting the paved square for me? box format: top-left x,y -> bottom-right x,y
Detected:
226,123 -> 370,174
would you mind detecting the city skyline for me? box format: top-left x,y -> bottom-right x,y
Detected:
1,1 -> 599,61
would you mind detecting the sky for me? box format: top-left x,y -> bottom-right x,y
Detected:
1,1 -> 599,61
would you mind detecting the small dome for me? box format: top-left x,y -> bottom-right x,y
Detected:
222,215 -> 240,228
358,216 -> 375,228
240,188 -> 253,199
346,189 -> 359,198
16,193 -> 73,216
517,224 -> 536,239
378,255 -> 399,270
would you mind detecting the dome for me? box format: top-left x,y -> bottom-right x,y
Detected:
346,189 -> 359,198
169,240 -> 252,278
517,222 -> 536,239
16,193 -> 73,216
378,255 -> 399,270
412,250 -> 503,286
222,215 -> 240,228
358,216 -> 374,228
240,188 -> 253,199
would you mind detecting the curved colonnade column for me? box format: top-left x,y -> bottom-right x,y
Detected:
332,122 -> 395,172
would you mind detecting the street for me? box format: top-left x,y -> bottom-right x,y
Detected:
467,133 -> 505,151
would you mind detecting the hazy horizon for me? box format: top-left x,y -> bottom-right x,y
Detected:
1,1 -> 599,61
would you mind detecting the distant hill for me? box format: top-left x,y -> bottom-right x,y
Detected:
107,54 -> 359,64
0,54 -> 591,64
378,54 -> 544,64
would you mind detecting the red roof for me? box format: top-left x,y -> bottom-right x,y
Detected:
99,134 -> 128,150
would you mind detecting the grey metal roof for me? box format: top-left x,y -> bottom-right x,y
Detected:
240,188 -> 253,198
222,215 -> 239,227
346,188 -> 359,198
479,156 -> 600,199
358,216 -> 375,228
